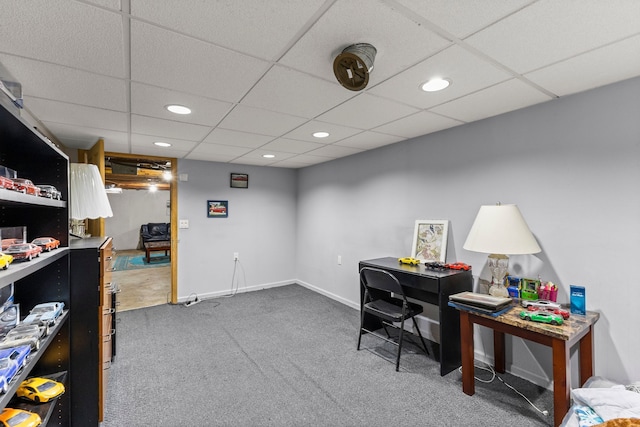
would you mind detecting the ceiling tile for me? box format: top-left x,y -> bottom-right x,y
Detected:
188,142 -> 253,157
131,83 -> 232,126
131,0 -> 327,60
279,0 -> 451,85
259,138 -> 325,154
203,128 -> 274,149
271,155 -> 331,168
368,44 -> 511,109
306,144 -> 362,158
25,97 -> 128,131
130,133 -> 199,154
395,0 -> 535,38
218,105 -> 308,137
333,131 -> 404,150
240,66 -> 355,118
283,120 -> 362,144
0,54 -> 127,111
1,0 -> 125,77
130,21 -> 271,101
373,111 -> 463,138
316,94 -> 419,129
85,0 -> 121,10
526,35 -> 640,96
42,122 -> 129,150
465,0 -> 640,73
131,115 -> 211,141
429,78 -> 552,122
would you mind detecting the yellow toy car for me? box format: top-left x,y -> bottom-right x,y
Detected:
0,253 -> 12,270
0,408 -> 41,427
16,377 -> 65,403
398,257 -> 420,265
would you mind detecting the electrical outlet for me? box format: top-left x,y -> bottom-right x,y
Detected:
179,219 -> 189,229
233,252 -> 239,261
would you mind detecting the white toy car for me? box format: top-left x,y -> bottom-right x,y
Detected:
521,299 -> 561,310
0,324 -> 46,351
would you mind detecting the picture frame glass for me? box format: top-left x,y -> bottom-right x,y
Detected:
410,220 -> 449,263
230,173 -> 248,188
207,200 -> 228,218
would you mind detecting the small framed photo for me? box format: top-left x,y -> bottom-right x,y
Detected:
230,173 -> 248,188
410,220 -> 449,263
207,200 -> 228,218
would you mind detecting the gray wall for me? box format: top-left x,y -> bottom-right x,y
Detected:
176,160 -> 297,299
296,76 -> 640,386
106,189 -> 170,250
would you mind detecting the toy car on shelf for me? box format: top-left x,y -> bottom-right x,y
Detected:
444,262 -> 471,271
0,253 -> 12,270
12,179 -> 40,196
31,237 -> 60,252
526,305 -> 570,320
0,324 -> 46,351
0,345 -> 31,394
23,302 -> 64,328
521,299 -> 561,310
0,408 -> 41,427
398,257 -> 420,265
519,310 -> 564,325
0,176 -> 15,191
35,185 -> 61,200
17,377 -> 65,403
0,239 -> 21,251
3,243 -> 42,262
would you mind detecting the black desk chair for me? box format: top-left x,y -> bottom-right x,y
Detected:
357,266 -> 429,371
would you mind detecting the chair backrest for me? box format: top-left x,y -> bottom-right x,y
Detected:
359,267 -> 405,297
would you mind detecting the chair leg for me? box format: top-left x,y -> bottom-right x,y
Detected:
357,309 -> 367,350
396,318 -> 405,371
412,316 -> 429,356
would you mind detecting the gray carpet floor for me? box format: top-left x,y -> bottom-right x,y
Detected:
103,284 -> 553,426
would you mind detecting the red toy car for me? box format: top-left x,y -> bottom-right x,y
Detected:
0,176 -> 15,191
13,179 -> 41,196
444,262 -> 471,271
31,237 -> 60,252
4,243 -> 42,262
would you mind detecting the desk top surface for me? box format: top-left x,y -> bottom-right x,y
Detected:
461,304 -> 600,341
360,257 -> 470,279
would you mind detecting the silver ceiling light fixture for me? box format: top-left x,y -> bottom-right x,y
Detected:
333,43 -> 377,91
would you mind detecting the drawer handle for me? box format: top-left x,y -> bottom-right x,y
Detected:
104,361 -> 112,370
103,308 -> 115,315
105,256 -> 113,261
106,267 -> 117,272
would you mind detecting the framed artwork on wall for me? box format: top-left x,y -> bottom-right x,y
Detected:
410,220 -> 449,263
230,173 -> 248,188
207,200 -> 228,218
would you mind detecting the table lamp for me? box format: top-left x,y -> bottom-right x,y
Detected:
463,203 -> 541,297
69,163 -> 113,237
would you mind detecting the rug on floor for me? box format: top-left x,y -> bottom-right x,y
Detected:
113,254 -> 170,270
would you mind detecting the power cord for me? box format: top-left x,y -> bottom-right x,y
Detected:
184,293 -> 200,307
223,259 -> 245,297
459,363 -> 549,416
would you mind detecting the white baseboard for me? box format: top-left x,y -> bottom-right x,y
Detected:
176,279 -> 294,304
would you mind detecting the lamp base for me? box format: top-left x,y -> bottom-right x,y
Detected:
487,253 -> 509,297
489,283 -> 509,297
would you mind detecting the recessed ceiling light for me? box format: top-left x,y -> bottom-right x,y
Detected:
166,104 -> 192,115
313,131 -> 330,138
154,142 -> 172,147
421,78 -> 451,92
262,154 -> 276,159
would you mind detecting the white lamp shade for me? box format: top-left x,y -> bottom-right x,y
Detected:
463,204 -> 541,255
69,163 -> 113,220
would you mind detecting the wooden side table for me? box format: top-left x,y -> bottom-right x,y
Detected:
457,305 -> 599,427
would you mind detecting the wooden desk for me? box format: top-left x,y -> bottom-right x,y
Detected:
144,241 -> 171,263
457,305 -> 599,426
359,257 -> 472,375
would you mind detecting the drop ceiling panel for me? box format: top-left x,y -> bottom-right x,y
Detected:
131,115 -> 211,141
465,0 -> 640,74
317,94 -> 419,129
0,54 -> 127,111
334,131 -> 404,150
279,0 -> 451,84
186,142 -> 253,162
43,122 -> 129,150
131,0 -> 327,60
368,45 -> 512,109
203,128 -> 274,149
525,34 -> 640,97
130,21 -> 271,101
218,105 -> 308,137
25,97 -> 128,132
429,79 -> 552,122
131,83 -> 233,126
283,121 -> 362,143
307,144 -> 362,158
259,138 -> 325,154
374,111 -> 463,138
1,0 -> 125,77
395,0 -> 535,38
130,133 -> 198,154
271,155 -> 331,168
240,66 -> 355,118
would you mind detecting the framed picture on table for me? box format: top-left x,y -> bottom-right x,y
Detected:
410,220 -> 449,263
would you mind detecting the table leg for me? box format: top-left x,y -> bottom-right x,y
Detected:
146,249 -> 150,263
494,331 -> 506,373
579,326 -> 594,386
460,310 -> 475,396
552,338 -> 571,427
